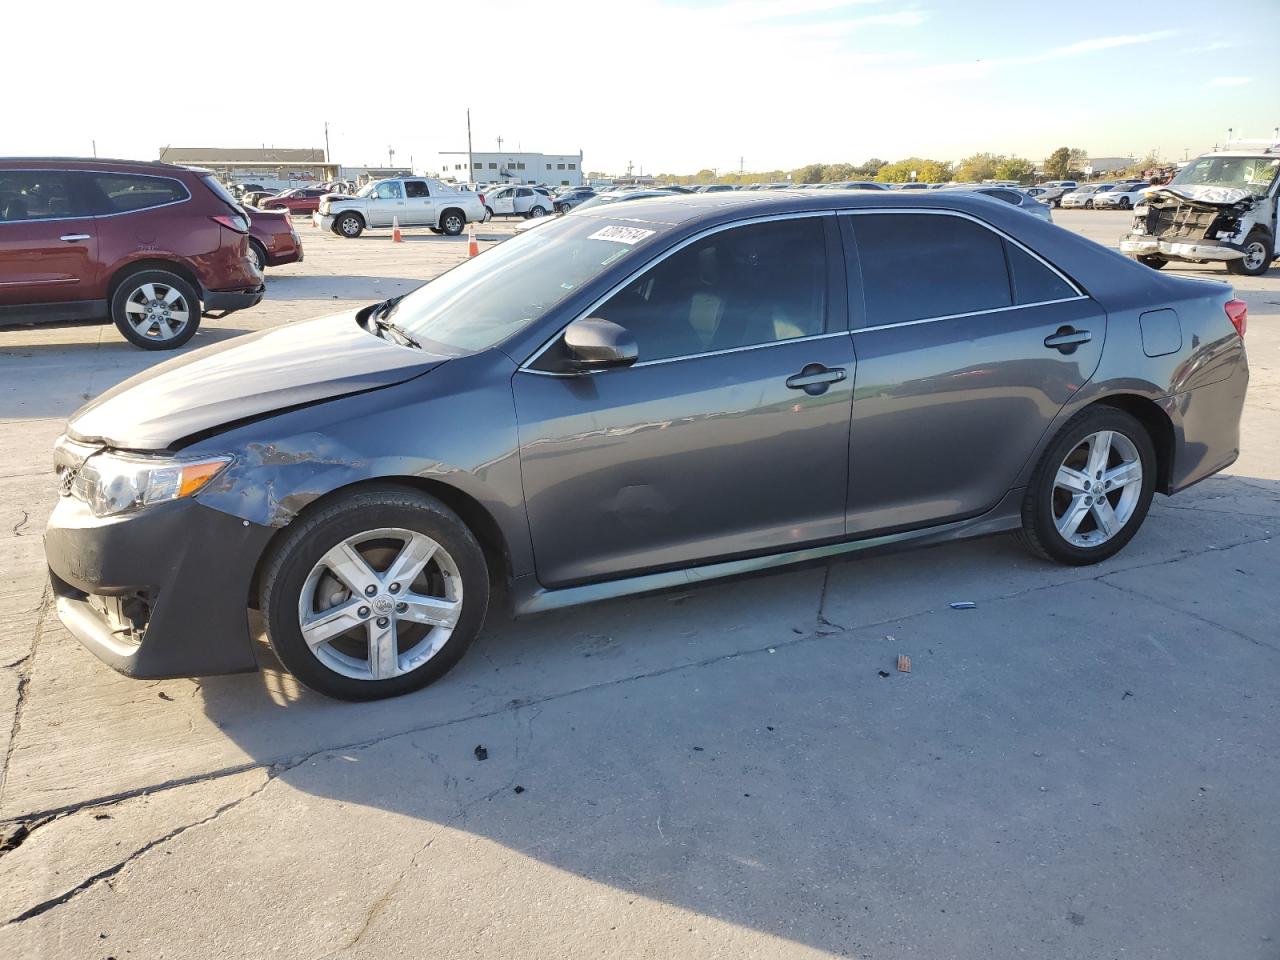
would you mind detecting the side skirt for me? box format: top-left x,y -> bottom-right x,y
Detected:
511,489 -> 1025,616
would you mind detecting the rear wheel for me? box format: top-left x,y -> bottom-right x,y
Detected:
110,270 -> 201,350
1226,230 -> 1273,276
1084,199 -> 1094,209
335,212 -> 364,238
439,209 -> 465,235
247,239 -> 267,274
1137,255 -> 1167,270
527,205 -> 547,219
1017,407 -> 1156,565
261,486 -> 490,701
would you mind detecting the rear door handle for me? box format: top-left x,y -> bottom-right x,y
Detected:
60,234 -> 91,242
1044,327 -> 1091,353
786,364 -> 846,395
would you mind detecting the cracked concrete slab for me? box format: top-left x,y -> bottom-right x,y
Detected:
1,577 -> 1275,958
1,565 -> 826,820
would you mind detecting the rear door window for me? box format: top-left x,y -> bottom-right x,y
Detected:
88,174 -> 189,214
850,213 -> 1011,326
404,180 -> 430,198
1006,243 -> 1077,304
0,170 -> 85,221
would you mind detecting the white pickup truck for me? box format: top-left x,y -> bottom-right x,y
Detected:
316,178 -> 487,238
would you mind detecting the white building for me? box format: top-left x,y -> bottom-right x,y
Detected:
438,150 -> 584,187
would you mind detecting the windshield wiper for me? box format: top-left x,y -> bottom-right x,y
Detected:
368,296 -> 421,349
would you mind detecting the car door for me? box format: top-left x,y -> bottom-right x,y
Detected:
515,187 -> 537,214
512,214 -> 855,588
367,180 -> 404,226
402,179 -> 435,226
489,187 -> 516,216
841,210 -> 1104,536
0,169 -> 98,311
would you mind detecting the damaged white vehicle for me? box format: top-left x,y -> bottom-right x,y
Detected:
1121,147 -> 1280,276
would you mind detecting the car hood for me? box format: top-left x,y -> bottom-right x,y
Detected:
67,310 -> 449,450
1148,184 -> 1256,206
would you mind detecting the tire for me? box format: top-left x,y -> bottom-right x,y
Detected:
1084,199 -> 1094,209
482,206 -> 494,223
110,269 -> 201,350
439,209 -> 465,236
335,212 -> 364,238
260,485 -> 490,701
1016,407 -> 1156,565
527,205 -> 547,219
247,239 -> 268,275
1136,255 -> 1168,270
1118,198 -> 1131,210
1226,229 -> 1273,277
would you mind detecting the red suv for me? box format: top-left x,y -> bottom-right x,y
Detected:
0,158 -> 264,350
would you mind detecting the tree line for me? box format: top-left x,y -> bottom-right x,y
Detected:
591,146 -> 1110,186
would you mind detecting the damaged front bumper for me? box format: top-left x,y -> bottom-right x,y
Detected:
1120,235 -> 1245,261
45,496 -> 275,678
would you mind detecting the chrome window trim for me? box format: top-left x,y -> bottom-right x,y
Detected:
852,296 -> 1089,334
837,206 -> 1086,307
518,210 -> 840,375
0,168 -> 192,223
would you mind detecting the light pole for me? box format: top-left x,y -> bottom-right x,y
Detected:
388,146 -> 395,168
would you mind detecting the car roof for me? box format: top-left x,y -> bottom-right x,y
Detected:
0,156 -> 193,174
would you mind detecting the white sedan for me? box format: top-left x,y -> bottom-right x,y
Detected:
1094,184 -> 1156,210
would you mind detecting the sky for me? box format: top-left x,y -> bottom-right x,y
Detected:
4,0 -> 1278,176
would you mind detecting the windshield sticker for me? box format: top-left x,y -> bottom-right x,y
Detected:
588,225 -> 656,245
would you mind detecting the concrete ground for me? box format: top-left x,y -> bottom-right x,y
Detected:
0,210 -> 1276,959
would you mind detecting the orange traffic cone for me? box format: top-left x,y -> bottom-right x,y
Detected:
467,222 -> 479,258
392,216 -> 403,243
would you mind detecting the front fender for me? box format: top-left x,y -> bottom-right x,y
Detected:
190,350 -> 536,578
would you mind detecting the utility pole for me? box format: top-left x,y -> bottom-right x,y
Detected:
324,122 -> 330,163
388,146 -> 394,168
497,135 -> 504,151
91,139 -> 97,158
466,108 -> 474,184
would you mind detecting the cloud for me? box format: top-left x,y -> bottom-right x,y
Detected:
1208,76 -> 1251,87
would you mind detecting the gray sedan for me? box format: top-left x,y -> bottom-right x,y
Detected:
941,185 -> 1054,222
46,191 -> 1249,700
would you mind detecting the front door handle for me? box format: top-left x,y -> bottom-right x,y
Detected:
786,364 -> 846,396
60,234 -> 91,242
1044,326 -> 1091,353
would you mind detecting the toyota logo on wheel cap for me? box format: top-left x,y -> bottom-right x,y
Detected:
372,595 -> 395,615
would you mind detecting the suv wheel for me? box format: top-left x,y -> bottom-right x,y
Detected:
527,205 -> 547,219
335,212 -> 364,238
1226,229 -> 1273,276
260,486 -> 490,701
247,239 -> 267,274
110,270 -> 201,350
1017,407 -> 1156,565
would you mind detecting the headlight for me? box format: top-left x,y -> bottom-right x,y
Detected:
69,451 -> 231,518
318,201 -> 330,215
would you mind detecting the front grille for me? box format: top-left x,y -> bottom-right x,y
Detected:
1144,203 -> 1220,240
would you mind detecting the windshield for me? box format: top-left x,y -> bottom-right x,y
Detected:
389,216 -> 668,353
1170,156 -> 1280,198
573,194 -> 625,211
355,182 -> 378,198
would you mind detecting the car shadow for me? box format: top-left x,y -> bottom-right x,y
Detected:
260,275 -> 427,301
188,471 -> 1280,954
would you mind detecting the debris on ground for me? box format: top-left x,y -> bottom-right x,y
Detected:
878,670 -> 891,678
897,654 -> 911,673
513,785 -> 525,794
474,745 -> 488,761
157,691 -> 174,701
949,601 -> 977,610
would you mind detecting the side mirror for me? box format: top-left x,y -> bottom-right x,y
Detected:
561,317 -> 638,372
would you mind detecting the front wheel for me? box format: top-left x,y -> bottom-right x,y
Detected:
110,270 -> 201,350
335,212 -> 364,238
1084,199 -> 1094,209
1016,407 -> 1156,565
260,486 -> 490,701
1226,230 -> 1274,276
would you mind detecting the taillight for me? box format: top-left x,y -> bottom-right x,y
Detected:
1224,298 -> 1247,337
478,193 -> 486,205
212,213 -> 249,233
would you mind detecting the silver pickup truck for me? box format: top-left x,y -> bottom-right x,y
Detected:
316,177 -> 487,238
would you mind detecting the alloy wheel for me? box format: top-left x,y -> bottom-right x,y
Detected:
297,527 -> 463,681
1052,430 -> 1143,548
123,282 -> 191,342
444,214 -> 462,233
341,217 -> 360,237
1242,240 -> 1267,272
247,245 -> 263,273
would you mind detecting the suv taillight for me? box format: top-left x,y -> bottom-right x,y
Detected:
212,213 -> 249,234
478,193 -> 486,205
1225,298 -> 1247,338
